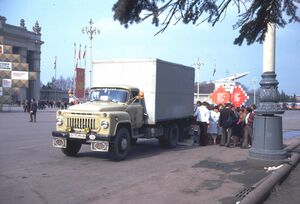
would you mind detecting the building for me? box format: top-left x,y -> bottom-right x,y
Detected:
0,16 -> 43,111
194,72 -> 259,106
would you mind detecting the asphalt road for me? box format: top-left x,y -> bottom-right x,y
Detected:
0,109 -> 299,204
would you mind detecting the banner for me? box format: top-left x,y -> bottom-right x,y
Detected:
2,79 -> 12,88
11,71 -> 28,80
75,67 -> 85,98
0,62 -> 12,70
230,85 -> 249,107
210,86 -> 231,105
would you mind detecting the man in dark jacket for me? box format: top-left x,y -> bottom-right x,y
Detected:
219,103 -> 237,147
30,98 -> 38,123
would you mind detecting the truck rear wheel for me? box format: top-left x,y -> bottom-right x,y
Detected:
61,139 -> 82,156
167,124 -> 179,148
109,127 -> 131,161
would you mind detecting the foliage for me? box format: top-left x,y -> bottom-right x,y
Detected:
279,90 -> 297,102
41,76 -> 74,91
112,0 -> 300,45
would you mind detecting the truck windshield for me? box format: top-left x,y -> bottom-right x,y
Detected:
89,88 -> 128,103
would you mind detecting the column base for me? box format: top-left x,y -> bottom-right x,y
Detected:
247,115 -> 287,168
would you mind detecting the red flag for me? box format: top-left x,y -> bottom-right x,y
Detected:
83,45 -> 86,59
212,64 -> 216,76
75,67 -> 85,98
78,44 -> 81,60
74,43 -> 76,59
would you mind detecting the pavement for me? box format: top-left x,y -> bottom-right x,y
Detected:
0,107 -> 300,204
178,135 -> 300,204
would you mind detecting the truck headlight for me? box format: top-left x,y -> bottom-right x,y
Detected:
101,120 -> 109,129
56,118 -> 63,126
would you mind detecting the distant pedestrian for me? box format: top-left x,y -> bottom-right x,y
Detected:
29,98 -> 38,123
194,101 -> 210,146
219,103 -> 237,147
192,101 -> 201,145
241,107 -> 254,148
231,107 -> 244,147
207,106 -> 220,145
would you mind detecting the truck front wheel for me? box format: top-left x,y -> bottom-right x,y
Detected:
109,127 -> 131,161
61,139 -> 82,156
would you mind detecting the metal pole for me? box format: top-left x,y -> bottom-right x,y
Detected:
54,56 -> 57,102
82,19 -> 100,92
192,58 -> 204,101
89,35 -> 93,90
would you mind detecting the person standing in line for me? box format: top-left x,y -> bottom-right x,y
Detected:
194,101 -> 210,146
207,105 -> 220,145
219,103 -> 236,147
193,101 -> 201,145
231,107 -> 244,147
29,98 -> 38,123
241,107 -> 254,148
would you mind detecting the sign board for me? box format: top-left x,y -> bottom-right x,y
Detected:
0,62 -> 12,70
230,85 -> 249,107
11,71 -> 28,80
2,79 -> 12,88
210,86 -> 231,105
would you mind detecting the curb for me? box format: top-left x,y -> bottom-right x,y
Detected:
239,139 -> 300,204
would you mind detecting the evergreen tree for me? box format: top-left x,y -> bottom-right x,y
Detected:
112,0 -> 299,45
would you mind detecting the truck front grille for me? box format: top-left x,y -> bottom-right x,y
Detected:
67,117 -> 96,130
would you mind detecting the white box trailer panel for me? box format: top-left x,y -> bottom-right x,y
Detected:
93,58 -> 195,124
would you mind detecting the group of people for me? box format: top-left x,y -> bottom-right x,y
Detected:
193,101 -> 256,149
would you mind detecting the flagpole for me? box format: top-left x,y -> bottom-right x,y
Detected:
73,43 -> 77,98
54,56 -> 57,102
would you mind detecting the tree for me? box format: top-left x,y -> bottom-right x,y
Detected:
112,0 -> 300,45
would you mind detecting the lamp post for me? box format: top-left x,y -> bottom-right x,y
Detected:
247,23 -> 287,167
82,19 -> 100,91
193,58 -> 204,100
252,77 -> 257,105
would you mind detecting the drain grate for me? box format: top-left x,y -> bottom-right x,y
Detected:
235,187 -> 254,200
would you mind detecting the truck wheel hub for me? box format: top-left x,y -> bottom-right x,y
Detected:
121,138 -> 128,150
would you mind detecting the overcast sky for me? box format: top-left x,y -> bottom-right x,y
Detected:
1,0 -> 299,95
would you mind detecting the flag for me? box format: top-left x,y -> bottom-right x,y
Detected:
78,44 -> 81,60
213,64 -> 216,76
74,43 -> 76,59
83,45 -> 86,59
54,56 -> 57,70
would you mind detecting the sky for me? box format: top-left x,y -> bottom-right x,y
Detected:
1,0 -> 299,95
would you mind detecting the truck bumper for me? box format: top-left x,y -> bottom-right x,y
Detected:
52,131 -> 113,152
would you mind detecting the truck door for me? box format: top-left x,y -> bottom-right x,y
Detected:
127,91 -> 144,128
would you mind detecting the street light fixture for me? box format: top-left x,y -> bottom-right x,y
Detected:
82,19 -> 100,91
192,58 -> 204,101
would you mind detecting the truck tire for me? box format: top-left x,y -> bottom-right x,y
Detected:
109,127 -> 131,161
167,124 -> 179,148
158,138 -> 168,148
61,140 -> 82,157
131,138 -> 138,145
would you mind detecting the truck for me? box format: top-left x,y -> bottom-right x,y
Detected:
52,58 -> 195,160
